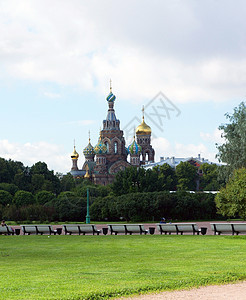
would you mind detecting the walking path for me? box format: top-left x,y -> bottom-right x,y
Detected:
116,281 -> 246,300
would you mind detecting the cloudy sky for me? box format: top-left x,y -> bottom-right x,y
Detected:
1,0 -> 245,173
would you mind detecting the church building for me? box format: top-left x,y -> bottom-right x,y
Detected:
70,84 -> 155,185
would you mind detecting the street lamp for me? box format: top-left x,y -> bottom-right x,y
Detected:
86,187 -> 90,224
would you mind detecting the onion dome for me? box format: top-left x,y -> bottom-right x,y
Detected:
136,116 -> 151,135
128,137 -> 142,155
71,146 -> 79,160
83,138 -> 95,157
94,132 -> 107,155
84,165 -> 90,179
106,91 -> 116,103
106,79 -> 116,102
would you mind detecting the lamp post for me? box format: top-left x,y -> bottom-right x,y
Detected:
86,187 -> 90,224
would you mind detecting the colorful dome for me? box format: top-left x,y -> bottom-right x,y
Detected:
83,139 -> 95,157
106,91 -> 116,103
136,117 -> 151,135
94,134 -> 107,155
71,146 -> 79,160
128,137 -> 142,155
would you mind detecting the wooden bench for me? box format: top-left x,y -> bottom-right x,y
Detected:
125,224 -> 148,235
21,225 -> 38,235
157,223 -> 200,235
21,225 -> 56,235
36,225 -> 56,235
0,226 -> 14,235
211,223 -> 246,235
108,224 -> 126,235
108,224 -> 148,235
63,224 -> 100,235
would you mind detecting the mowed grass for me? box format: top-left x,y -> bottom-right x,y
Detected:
1,235 -> 246,299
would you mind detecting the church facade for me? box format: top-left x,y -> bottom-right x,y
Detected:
70,86 -> 155,185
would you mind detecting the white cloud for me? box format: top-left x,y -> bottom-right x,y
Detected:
200,128 -> 225,144
0,139 -> 70,173
152,137 -> 218,163
43,92 -> 61,99
0,1 -> 246,103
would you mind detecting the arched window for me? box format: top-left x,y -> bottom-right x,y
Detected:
146,152 -> 149,161
114,142 -> 118,153
105,141 -> 109,153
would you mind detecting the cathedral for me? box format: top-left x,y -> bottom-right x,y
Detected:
70,84 -> 155,185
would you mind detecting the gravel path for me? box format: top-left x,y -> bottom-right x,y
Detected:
116,281 -> 246,299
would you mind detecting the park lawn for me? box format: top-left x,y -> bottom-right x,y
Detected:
1,235 -> 246,299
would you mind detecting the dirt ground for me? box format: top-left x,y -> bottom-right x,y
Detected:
116,281 -> 246,300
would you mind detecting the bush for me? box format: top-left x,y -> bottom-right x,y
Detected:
0,190 -> 13,206
13,190 -> 35,206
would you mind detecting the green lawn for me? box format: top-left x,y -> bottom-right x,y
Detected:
1,235 -> 246,299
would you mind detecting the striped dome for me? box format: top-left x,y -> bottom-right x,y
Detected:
128,138 -> 142,155
83,140 -> 95,157
94,136 -> 107,155
106,91 -> 116,103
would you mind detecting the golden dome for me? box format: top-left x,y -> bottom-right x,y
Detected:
136,116 -> 151,135
71,146 -> 79,160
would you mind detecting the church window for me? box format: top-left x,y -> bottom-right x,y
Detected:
105,141 -> 109,153
114,142 -> 118,153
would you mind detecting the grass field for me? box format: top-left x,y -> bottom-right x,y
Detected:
1,235 -> 246,299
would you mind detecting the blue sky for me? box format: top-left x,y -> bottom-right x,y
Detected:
0,0 -> 246,173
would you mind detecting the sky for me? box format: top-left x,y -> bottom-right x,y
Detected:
0,0 -> 246,174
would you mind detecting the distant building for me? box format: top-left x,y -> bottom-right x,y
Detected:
70,84 -> 155,185
144,154 -> 219,175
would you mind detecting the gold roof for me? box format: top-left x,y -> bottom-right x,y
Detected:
71,146 -> 79,160
136,116 -> 151,135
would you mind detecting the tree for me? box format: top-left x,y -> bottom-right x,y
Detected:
216,102 -> 246,181
0,190 -> 12,206
215,168 -> 246,219
199,163 -> 221,191
35,190 -> 56,205
0,183 -> 19,195
176,162 -> 197,191
153,163 -> 177,191
13,190 -> 35,206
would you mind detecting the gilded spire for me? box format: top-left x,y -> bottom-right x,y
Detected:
88,130 -> 91,143
110,79 -> 112,92
142,105 -> 145,121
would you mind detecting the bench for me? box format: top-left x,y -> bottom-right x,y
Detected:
125,224 -> 148,235
108,224 -> 127,235
63,224 -> 100,235
157,223 -> 200,235
21,225 -> 38,235
0,226 -> 14,235
36,225 -> 56,235
211,223 -> 246,235
108,224 -> 148,235
21,225 -> 56,235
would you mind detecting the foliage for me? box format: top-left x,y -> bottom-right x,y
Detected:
215,168 -> 246,219
13,190 -> 35,207
0,190 -> 12,206
1,235 -> 246,299
35,190 -> 56,205
153,163 -> 177,190
199,163 -> 222,191
176,162 -> 198,190
90,191 -> 219,222
0,183 -> 19,195
216,102 -> 246,181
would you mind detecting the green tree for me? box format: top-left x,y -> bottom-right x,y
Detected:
13,190 -> 35,206
199,163 -> 221,191
176,162 -> 197,191
153,163 -> 177,191
35,190 -> 56,205
216,102 -> 246,181
0,190 -> 12,206
215,168 -> 246,219
0,183 -> 19,195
